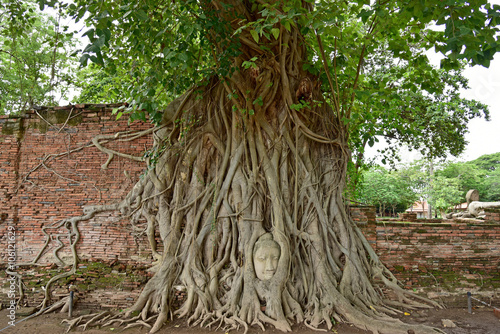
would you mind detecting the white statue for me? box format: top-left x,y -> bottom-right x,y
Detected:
449,189 -> 500,219
468,201 -> 500,217
253,233 -> 280,281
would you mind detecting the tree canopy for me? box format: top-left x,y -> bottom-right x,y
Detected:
439,152 -> 500,202
62,0 -> 495,177
358,166 -> 419,216
8,1 -> 500,334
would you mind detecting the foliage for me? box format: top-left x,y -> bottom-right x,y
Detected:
305,2 -> 495,190
17,0 -> 500,333
469,152 -> 500,172
361,153 -> 500,218
358,159 -> 430,214
480,169 -> 500,202
349,57 -> 489,166
436,160 -> 485,199
57,0 -> 494,188
64,0 -> 241,123
39,0 -> 497,126
435,152 -> 500,203
466,152 -> 500,201
72,64 -> 127,104
0,1 -> 77,114
0,0 -> 38,39
358,166 -> 419,215
428,175 -> 462,215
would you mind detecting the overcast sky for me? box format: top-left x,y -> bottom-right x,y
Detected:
458,54 -> 500,161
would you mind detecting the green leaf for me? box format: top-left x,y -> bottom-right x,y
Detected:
358,9 -> 374,23
282,20 -> 291,32
271,28 -> 280,40
253,96 -> 263,106
250,29 -> 259,43
136,10 -> 149,21
79,54 -> 90,66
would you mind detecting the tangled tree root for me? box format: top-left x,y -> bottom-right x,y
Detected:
23,2 -> 448,334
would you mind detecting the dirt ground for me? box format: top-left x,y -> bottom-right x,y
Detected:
1,306 -> 499,334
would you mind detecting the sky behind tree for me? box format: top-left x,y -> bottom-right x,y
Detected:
364,0 -> 500,163
459,54 -> 500,161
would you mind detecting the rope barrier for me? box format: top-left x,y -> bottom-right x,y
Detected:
467,291 -> 499,314
470,296 -> 493,307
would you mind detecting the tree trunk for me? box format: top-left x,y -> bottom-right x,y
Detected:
116,78 -> 439,334
48,2 -> 443,333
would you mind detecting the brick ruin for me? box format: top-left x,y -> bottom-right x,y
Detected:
1,106 -> 499,310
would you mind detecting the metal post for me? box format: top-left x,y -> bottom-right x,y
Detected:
467,291 -> 472,314
69,291 -> 74,318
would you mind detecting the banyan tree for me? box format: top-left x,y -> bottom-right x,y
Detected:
25,0 -> 499,333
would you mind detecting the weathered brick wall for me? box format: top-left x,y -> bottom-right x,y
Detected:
350,205 -> 377,247
1,105 -> 155,265
485,207 -> 500,222
1,111 -> 499,309
349,205 -> 377,224
0,116 -> 21,237
358,219 -> 500,290
399,212 -> 417,221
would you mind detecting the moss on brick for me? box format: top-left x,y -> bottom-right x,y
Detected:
33,109 -> 84,133
393,265 -> 405,272
0,260 -> 152,307
1,118 -> 24,138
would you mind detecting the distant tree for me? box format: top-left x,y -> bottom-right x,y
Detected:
468,153 -> 500,201
359,167 -> 388,214
469,152 -> 500,172
434,153 -> 500,204
482,171 -> 500,202
359,166 -> 418,216
72,64 -> 127,104
429,175 -> 462,217
0,1 -> 77,114
391,168 -> 421,214
362,154 -> 500,219
437,161 -> 485,201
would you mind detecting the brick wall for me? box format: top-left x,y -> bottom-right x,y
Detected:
350,205 -> 377,248
0,116 -> 21,240
1,109 -> 499,309
349,205 -> 377,224
1,105 -> 154,265
358,218 -> 500,291
485,207 -> 500,222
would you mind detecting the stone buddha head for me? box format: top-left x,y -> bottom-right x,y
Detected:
253,233 -> 281,281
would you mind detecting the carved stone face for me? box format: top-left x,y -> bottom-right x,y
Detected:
253,234 -> 280,281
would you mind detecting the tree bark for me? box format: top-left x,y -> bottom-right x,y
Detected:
38,2 -> 445,333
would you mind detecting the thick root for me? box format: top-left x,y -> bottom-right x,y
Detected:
30,7 -> 445,333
